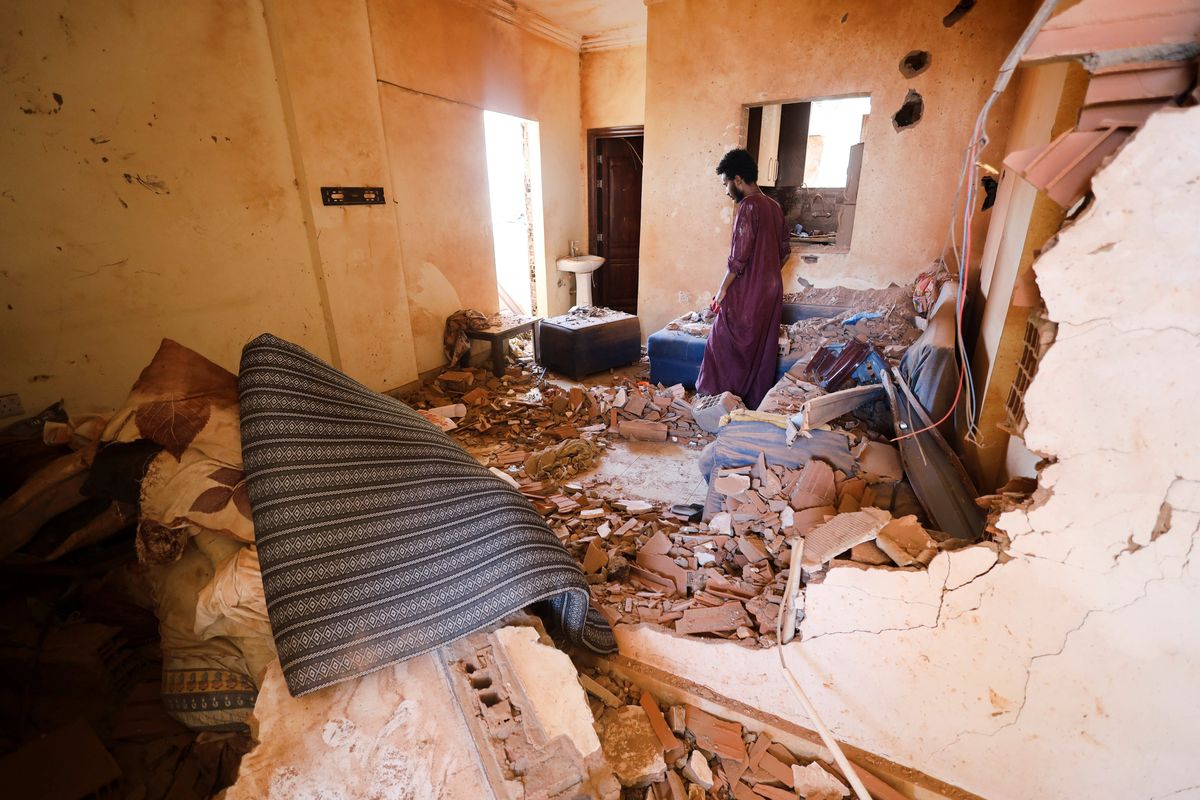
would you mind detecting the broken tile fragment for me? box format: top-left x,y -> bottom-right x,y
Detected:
684,705 -> 747,762
875,515 -> 937,566
802,507 -> 891,566
639,692 -> 687,761
675,601 -> 752,635
789,461 -> 836,510
854,440 -> 903,482
715,472 -> 752,497
850,540 -> 892,566
583,540 -> 608,574
578,672 -> 622,709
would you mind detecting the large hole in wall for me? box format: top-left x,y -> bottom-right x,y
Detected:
942,0 -> 976,27
899,50 -> 931,78
892,90 -> 924,131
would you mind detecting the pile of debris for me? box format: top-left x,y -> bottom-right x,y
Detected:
446,617 -> 861,800
779,304 -> 920,366
404,365 -> 716,464
579,664 -> 856,800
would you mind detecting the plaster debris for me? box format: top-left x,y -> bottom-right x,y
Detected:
493,626 -> 602,759
597,705 -> 667,788
682,750 -> 714,789
792,762 -> 849,800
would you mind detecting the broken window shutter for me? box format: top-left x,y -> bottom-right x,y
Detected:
1003,308 -> 1056,438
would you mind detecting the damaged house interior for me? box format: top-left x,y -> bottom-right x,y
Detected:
3,0 -> 1200,798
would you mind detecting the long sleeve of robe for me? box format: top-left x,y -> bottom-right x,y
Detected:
696,193 -> 789,410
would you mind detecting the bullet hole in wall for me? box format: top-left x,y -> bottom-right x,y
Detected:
899,50 -> 931,78
893,91 -> 924,131
943,0 -> 976,27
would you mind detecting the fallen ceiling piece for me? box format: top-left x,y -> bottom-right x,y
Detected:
792,762 -> 850,800
882,369 -> 986,542
795,384 -> 884,434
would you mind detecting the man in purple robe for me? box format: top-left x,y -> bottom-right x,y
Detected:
696,148 -> 791,410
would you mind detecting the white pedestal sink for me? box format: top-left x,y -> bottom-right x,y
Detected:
556,255 -> 605,307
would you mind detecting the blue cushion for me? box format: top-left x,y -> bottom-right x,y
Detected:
647,328 -> 805,391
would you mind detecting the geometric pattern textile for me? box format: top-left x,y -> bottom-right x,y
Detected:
238,334 -> 615,697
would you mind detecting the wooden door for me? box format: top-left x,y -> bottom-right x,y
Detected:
589,130 -> 643,314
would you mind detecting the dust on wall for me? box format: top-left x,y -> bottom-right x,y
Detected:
264,0 -> 421,391
366,0 -> 587,373
619,106 -> 1200,799
582,45 -> 647,130
636,0 -> 1036,335
0,0 -> 334,414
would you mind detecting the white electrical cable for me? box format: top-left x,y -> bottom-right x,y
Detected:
776,538 -> 874,800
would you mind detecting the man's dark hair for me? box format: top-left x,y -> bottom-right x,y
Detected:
716,148 -> 758,184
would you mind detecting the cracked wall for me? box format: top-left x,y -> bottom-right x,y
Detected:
617,106 -> 1200,799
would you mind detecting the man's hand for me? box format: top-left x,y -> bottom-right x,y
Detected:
709,298 -> 721,315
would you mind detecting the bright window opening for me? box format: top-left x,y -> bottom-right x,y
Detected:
483,110 -> 545,316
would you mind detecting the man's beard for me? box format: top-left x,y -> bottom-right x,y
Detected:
730,185 -> 745,202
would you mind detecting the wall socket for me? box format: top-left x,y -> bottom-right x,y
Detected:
0,393 -> 24,419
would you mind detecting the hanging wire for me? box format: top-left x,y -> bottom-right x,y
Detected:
893,0 -> 1061,444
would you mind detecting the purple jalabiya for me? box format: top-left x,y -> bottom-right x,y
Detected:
696,192 -> 790,410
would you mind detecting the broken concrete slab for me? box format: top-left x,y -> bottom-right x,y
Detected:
597,705 -> 667,788
493,626 -> 601,759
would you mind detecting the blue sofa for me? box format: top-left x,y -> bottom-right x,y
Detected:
647,302 -> 846,391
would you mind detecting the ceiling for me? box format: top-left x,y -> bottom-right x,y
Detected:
517,0 -> 646,39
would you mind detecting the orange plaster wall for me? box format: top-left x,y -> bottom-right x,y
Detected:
637,0 -> 1035,335
366,0 -> 586,372
582,45 -> 647,130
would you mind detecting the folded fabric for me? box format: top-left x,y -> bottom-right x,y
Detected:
238,333 -> 615,696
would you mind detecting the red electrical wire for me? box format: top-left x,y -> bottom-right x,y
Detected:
892,123 -> 981,443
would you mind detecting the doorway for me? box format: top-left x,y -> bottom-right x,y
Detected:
587,126 -> 643,314
484,110 -> 546,316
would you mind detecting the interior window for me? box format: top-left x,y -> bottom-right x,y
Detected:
744,95 -> 870,251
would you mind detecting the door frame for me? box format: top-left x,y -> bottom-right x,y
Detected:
586,125 -> 644,310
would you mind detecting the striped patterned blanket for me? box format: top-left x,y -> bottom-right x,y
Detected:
238,334 -> 615,696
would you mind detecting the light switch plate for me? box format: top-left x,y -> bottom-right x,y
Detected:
0,393 -> 23,418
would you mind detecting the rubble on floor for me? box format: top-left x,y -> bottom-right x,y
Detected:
576,662 -> 858,800
400,360 -> 716,477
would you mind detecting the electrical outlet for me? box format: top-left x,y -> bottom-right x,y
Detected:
0,393 -> 23,418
